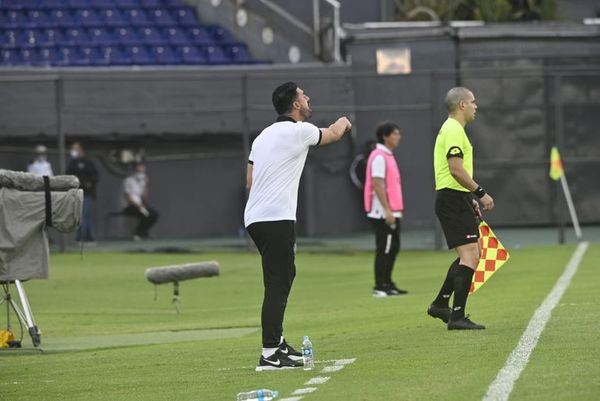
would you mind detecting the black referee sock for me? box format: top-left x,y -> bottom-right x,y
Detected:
432,258 -> 460,308
451,265 -> 475,320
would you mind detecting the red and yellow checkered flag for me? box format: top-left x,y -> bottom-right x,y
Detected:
470,221 -> 510,293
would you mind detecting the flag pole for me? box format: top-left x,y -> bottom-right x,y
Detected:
558,173 -> 582,240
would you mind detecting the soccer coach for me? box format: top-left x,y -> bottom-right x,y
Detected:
245,81 -> 352,371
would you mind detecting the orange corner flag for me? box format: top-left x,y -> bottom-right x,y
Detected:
549,146 -> 564,181
470,221 -> 510,294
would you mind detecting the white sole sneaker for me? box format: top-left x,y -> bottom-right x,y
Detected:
372,289 -> 388,298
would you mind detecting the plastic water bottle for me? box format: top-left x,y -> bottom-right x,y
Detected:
301,335 -> 314,370
236,389 -> 278,401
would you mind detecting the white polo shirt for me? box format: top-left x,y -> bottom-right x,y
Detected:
367,144 -> 403,220
244,117 -> 321,227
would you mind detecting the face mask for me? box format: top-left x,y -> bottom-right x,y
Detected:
70,150 -> 79,158
37,155 -> 47,161
135,172 -> 145,181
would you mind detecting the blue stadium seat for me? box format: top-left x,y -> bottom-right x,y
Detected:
39,0 -> 66,9
91,0 -> 117,7
114,0 -> 141,8
127,45 -> 154,64
115,27 -> 141,45
173,7 -> 197,26
68,0 -> 94,8
149,8 -> 175,26
175,45 -> 206,64
54,46 -> 82,66
4,10 -> 28,29
139,0 -> 164,8
3,0 -> 40,10
164,26 -> 189,45
125,8 -> 152,26
26,9 -> 53,28
100,8 -> 128,27
187,27 -> 213,45
1,48 -> 22,66
227,44 -> 253,64
89,27 -> 117,45
70,45 -> 103,66
74,8 -> 102,27
37,46 -> 59,66
1,30 -> 20,48
209,26 -> 234,44
37,28 -> 66,46
64,27 -> 92,45
48,9 -> 78,28
140,27 -> 167,45
21,29 -> 40,47
100,45 -> 131,65
18,48 -> 37,66
206,45 -> 230,64
150,45 -> 179,64
163,0 -> 185,7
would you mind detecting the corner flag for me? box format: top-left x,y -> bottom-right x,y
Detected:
549,146 -> 564,181
470,221 -> 510,294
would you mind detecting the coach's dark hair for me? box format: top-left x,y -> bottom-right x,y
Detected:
375,121 -> 400,144
272,81 -> 298,115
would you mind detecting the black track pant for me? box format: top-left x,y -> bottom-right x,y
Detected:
122,204 -> 159,238
247,220 -> 296,348
370,217 -> 401,287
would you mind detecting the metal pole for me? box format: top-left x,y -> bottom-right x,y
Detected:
554,75 -> 565,244
333,4 -> 341,62
55,77 -> 67,253
313,0 -> 320,58
431,71 -> 443,250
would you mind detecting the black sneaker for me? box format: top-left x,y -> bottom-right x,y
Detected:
256,349 -> 302,371
387,282 -> 408,296
279,339 -> 303,362
447,315 -> 486,330
427,304 -> 451,323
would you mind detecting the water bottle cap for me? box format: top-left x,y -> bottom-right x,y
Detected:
303,335 -> 309,340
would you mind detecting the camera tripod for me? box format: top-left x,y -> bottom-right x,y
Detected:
0,280 -> 41,347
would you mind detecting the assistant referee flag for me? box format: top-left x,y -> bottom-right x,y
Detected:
549,146 -> 564,181
470,221 -> 510,294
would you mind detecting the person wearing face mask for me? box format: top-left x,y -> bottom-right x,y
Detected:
66,142 -> 99,243
27,145 -> 54,177
122,162 -> 159,240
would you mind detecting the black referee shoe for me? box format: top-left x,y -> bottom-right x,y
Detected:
427,304 -> 452,323
256,349 -> 302,371
447,315 -> 486,330
387,282 -> 408,295
279,338 -> 303,362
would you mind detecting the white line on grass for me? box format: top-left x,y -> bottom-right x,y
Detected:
292,387 -> 318,395
305,376 -> 330,385
483,242 -> 589,401
280,397 -> 303,401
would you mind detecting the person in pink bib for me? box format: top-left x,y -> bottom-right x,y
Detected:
363,121 -> 407,297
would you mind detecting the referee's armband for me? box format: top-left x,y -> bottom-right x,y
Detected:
446,146 -> 464,159
473,186 -> 486,199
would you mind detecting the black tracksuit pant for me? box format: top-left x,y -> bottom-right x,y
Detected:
122,204 -> 159,238
247,220 -> 296,348
370,218 -> 401,288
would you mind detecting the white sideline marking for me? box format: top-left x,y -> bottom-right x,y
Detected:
280,398 -> 303,401
322,365 -> 345,372
482,242 -> 589,401
305,376 -> 330,385
292,387 -> 317,395
335,358 -> 356,365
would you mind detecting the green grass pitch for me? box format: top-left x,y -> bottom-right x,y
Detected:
1,244 -> 598,401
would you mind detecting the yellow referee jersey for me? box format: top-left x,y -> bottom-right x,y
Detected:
433,118 -> 473,191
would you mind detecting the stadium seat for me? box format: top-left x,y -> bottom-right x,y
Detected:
91,0 -> 117,7
18,48 -> 36,66
39,0 -> 67,8
127,45 -> 154,64
37,28 -> 66,46
64,27 -> 92,45
126,8 -> 152,26
100,8 -> 128,27
206,45 -> 230,64
139,0 -> 164,8
187,27 -> 213,45
115,27 -> 141,45
173,7 -> 198,27
175,45 -> 207,64
164,26 -> 189,45
74,8 -> 102,27
163,0 -> 186,7
3,0 -> 40,10
114,0 -> 141,8
25,10 -> 53,28
100,45 -> 131,65
70,46 -> 104,66
140,27 -> 167,45
150,45 -> 180,64
48,9 -> 78,28
1,30 -> 20,48
4,10 -> 28,29
21,29 -> 40,47
89,27 -> 117,45
210,26 -> 234,44
1,48 -> 22,65
227,44 -> 253,64
149,8 -> 175,26
54,46 -> 82,66
37,46 -> 59,66
68,0 -> 94,8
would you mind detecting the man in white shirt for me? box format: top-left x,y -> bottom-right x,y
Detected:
27,145 -> 54,177
363,121 -> 407,297
122,163 -> 159,240
245,81 -> 352,371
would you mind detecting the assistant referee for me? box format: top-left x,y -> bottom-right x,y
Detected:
427,87 -> 494,330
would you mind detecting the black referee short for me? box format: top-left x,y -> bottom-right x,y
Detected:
435,188 -> 479,249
